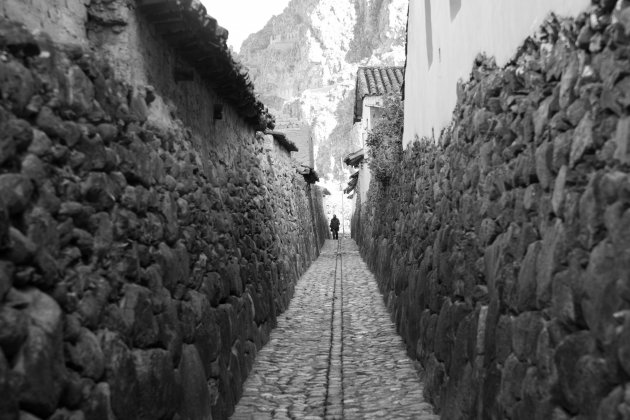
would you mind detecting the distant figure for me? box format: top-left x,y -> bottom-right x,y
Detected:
330,214 -> 340,240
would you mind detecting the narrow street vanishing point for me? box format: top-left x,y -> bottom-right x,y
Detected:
232,239 -> 439,420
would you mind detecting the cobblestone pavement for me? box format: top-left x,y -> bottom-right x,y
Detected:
231,238 -> 439,419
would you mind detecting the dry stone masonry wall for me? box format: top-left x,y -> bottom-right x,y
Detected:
355,2 -> 630,419
0,9 -> 326,420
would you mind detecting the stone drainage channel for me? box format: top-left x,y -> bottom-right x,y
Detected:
324,237 -> 343,417
231,239 -> 438,419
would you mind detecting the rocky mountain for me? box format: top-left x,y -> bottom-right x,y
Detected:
238,0 -> 407,184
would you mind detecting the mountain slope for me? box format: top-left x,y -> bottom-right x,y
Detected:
238,0 -> 407,183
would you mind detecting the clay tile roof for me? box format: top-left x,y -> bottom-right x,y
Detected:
343,148 -> 364,167
136,0 -> 274,130
354,66 -> 404,122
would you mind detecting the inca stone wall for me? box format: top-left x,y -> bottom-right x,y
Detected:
0,11 -> 326,420
356,3 -> 630,419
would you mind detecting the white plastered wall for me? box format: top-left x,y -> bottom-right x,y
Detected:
357,95 -> 382,205
403,0 -> 591,147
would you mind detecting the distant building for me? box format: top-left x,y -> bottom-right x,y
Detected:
348,66 -> 404,205
274,115 -> 314,168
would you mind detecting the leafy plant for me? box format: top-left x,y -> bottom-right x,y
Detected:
365,93 -> 403,185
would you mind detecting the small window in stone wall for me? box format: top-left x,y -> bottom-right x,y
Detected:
213,104 -> 223,121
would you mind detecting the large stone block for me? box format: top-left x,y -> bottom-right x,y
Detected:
177,345 -> 213,420
0,305 -> 28,358
119,284 -> 159,348
0,174 -> 33,215
13,289 -> 65,418
132,349 -> 179,420
516,240 -> 541,311
511,311 -> 544,363
99,331 -> 139,420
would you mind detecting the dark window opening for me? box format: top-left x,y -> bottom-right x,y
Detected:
425,0 -> 433,68
213,104 -> 224,121
450,0 -> 462,21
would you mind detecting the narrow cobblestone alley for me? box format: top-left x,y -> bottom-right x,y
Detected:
231,239 -> 438,419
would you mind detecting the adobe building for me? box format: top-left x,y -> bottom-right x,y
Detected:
348,66 -> 404,205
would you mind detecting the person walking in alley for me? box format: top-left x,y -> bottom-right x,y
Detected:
330,214 -> 340,240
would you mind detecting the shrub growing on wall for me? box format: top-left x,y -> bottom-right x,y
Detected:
366,93 -> 403,185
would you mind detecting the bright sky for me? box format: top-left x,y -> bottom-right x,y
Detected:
201,0 -> 292,52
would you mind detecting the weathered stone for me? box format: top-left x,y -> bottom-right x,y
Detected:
60,122 -> 81,147
90,212 -> 113,258
13,289 -> 65,418
599,171 -> 627,204
26,129 -> 51,159
565,98 -> 589,127
0,117 -> 17,165
36,107 -> 64,138
177,345 -> 213,420
191,297 -> 220,377
582,239 -> 625,343
536,220 -> 565,307
76,135 -> 107,171
579,174 -> 605,249
115,138 -> 155,187
523,183 -> 542,213
132,349 -> 179,420
617,313 -> 630,377
224,260 -> 243,296
160,193 -> 179,243
82,382 -> 115,420
569,111 -> 594,167
554,331 -> 597,411
66,328 -> 104,380
21,154 -> 47,186
80,173 -> 116,211
613,116 -> 630,164
511,311 -> 544,363
8,227 -> 36,264
156,297 -> 182,367
0,349 -> 19,420
478,218 -> 498,246
551,165 -> 567,217
99,331 -> 139,420
0,305 -> 28,358
0,60 -> 37,115
559,52 -> 579,109
516,241 -> 541,311
498,353 -> 527,416
0,19 -> 40,56
0,200 -> 9,251
96,123 -> 117,143
120,284 -> 159,348
128,87 -> 148,122
26,206 -> 58,251
0,174 -> 34,214
64,65 -> 95,116
535,140 -> 554,190
0,260 -> 14,299
2,118 -> 33,157
597,386 -> 626,420
533,95 -> 557,142
77,276 -> 111,329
